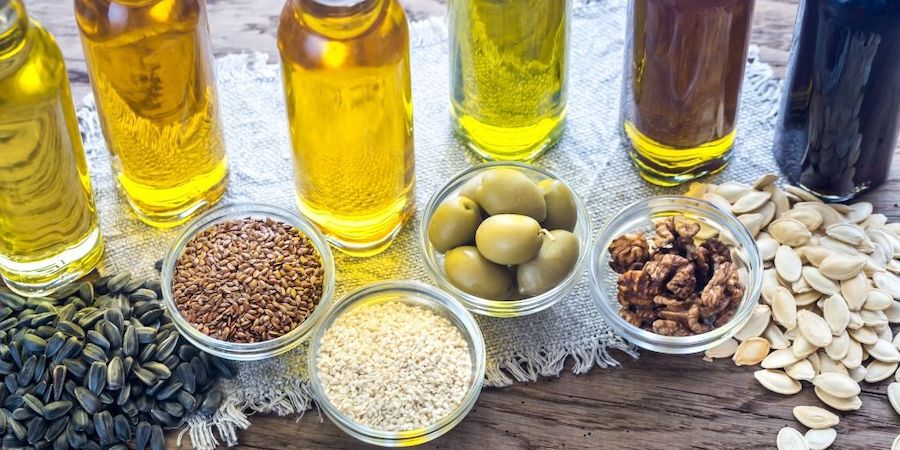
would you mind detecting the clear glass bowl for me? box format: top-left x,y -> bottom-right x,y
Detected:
160,204 -> 336,361
420,162 -> 592,317
589,196 -> 763,354
307,280 -> 486,447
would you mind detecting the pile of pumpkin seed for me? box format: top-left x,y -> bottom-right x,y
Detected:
0,272 -> 233,450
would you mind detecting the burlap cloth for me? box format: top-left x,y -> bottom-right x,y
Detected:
75,0 -> 783,447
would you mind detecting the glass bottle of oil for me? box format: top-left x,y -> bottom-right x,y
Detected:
620,0 -> 755,186
74,0 -> 228,227
278,0 -> 415,257
0,0 -> 104,296
449,0 -> 570,161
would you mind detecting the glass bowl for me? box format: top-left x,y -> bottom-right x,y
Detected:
589,196 -> 763,354
160,203 -> 336,361
420,162 -> 592,317
307,280 -> 486,447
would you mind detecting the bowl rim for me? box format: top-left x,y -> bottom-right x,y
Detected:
306,280 -> 486,445
159,203 -> 336,361
588,195 -> 764,354
419,161 -> 592,317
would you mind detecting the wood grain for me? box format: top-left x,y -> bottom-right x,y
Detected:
19,0 -> 900,449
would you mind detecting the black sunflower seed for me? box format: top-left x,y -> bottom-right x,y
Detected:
143,361 -> 171,380
8,416 -> 26,440
138,308 -> 164,326
106,356 -> 125,391
57,321 -> 85,339
135,421 -> 150,450
209,356 -> 236,379
150,424 -> 164,450
22,334 -> 47,354
129,289 -> 157,302
138,343 -> 156,363
199,386 -> 223,416
63,359 -> 87,378
103,309 -> 124,332
121,278 -> 144,294
106,273 -> 131,294
28,312 -> 57,327
44,333 -> 66,359
71,408 -> 89,431
22,393 -> 43,415
136,395 -> 154,413
76,310 -> 104,330
65,422 -> 87,448
175,363 -> 195,394
0,317 -> 19,332
93,411 -> 114,445
0,359 -> 13,375
44,416 -> 67,441
190,357 -> 208,386
81,343 -> 107,365
12,407 -> 34,421
0,292 -> 26,311
115,383 -> 131,406
18,355 -> 36,385
120,399 -> 138,418
160,400 -> 185,418
73,387 -> 100,414
85,361 -> 107,395
122,326 -> 138,357
85,330 -> 110,352
132,366 -> 157,386
175,391 -> 196,412
101,321 -> 122,349
42,400 -> 73,421
51,366 -> 66,402
26,416 -> 47,444
34,325 -> 57,339
154,380 -> 182,401
53,337 -> 83,365
135,327 -> 157,345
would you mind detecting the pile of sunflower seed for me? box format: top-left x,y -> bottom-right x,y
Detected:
0,272 -> 233,450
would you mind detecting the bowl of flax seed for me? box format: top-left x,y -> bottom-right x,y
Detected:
160,204 -> 335,361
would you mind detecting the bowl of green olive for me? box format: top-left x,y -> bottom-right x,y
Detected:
420,162 -> 591,317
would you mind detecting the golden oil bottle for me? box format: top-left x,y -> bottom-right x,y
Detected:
278,0 -> 415,257
620,0 -> 755,186
449,0 -> 570,161
0,0 -> 103,296
75,0 -> 228,227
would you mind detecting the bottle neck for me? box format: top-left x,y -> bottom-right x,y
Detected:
292,0 -> 387,39
0,0 -> 29,59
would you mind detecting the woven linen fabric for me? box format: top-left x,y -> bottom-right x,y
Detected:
75,1 -> 782,447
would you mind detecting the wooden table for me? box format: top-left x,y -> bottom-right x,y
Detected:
23,0 -> 900,448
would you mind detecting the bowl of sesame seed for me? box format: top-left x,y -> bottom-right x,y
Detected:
307,280 -> 486,447
160,204 -> 336,361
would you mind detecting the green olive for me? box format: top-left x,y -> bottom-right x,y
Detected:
475,214 -> 543,265
444,246 -> 514,299
476,169 -> 546,221
517,230 -> 579,297
458,174 -> 483,203
538,179 -> 578,232
428,197 -> 482,253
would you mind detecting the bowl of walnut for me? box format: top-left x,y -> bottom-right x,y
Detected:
589,196 -> 763,354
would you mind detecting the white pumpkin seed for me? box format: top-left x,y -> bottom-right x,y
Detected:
867,339 -> 900,363
859,309 -> 888,328
795,202 -> 843,229
771,188 -> 791,219
785,187 -> 821,203
807,352 -> 822,374
848,365 -> 866,383
773,286 -> 798,330
755,202 -> 777,228
795,291 -> 822,307
841,339 -> 863,369
843,202 -> 872,224
813,372 -> 860,398
762,348 -> 802,369
818,254 -> 866,281
770,218 -> 813,247
847,311 -> 864,330
824,332 -> 849,361
786,359 -> 816,381
782,208 -> 824,231
848,326 -> 878,346
822,295 -> 849,335
733,191 -> 772,214
802,267 -> 839,296
888,382 -> 900,416
764,323 -> 791,350
752,173 -> 778,190
777,426 -> 809,450
894,332 -> 900,351
818,356 -> 848,376
798,246 -> 834,267
734,305 -> 772,341
864,360 -> 898,383
758,233 -> 779,261
814,386 -> 862,411
797,310 -> 833,347
775,245 -> 803,283
703,192 -> 733,212
874,272 -> 900,299
826,223 -> 867,246
840,273 -> 868,311
886,301 -> 900,323
755,369 -> 802,395
792,335 -> 819,359
804,428 -> 836,450
793,406 -> 839,429
714,181 -> 752,203
733,337 -> 771,366
819,236 -> 859,256
704,338 -> 739,359
738,213 -> 764,237
894,435 -> 900,450
792,276 -> 813,295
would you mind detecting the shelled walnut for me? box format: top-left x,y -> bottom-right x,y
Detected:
609,216 -> 745,336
